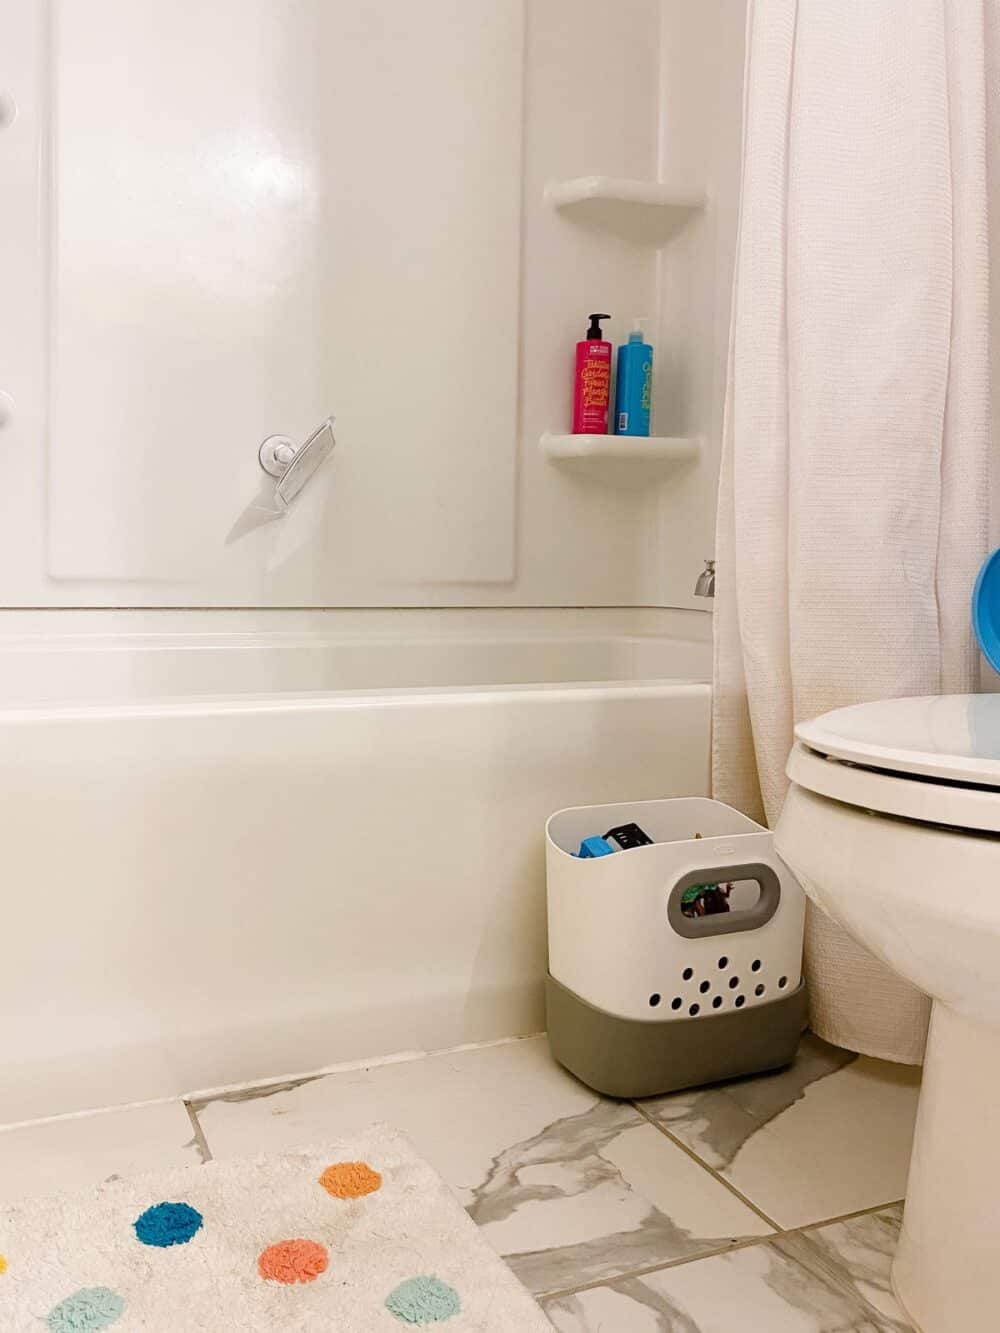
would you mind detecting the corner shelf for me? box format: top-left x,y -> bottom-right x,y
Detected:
541,433 -> 701,485
545,176 -> 706,245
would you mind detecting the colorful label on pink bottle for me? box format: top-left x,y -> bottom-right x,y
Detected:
573,342 -> 612,434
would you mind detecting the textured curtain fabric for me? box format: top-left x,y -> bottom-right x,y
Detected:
714,0 -> 995,1062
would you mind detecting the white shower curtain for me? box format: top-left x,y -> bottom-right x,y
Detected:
714,0 -> 995,1062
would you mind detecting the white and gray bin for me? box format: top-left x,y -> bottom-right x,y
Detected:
545,797 -> 807,1099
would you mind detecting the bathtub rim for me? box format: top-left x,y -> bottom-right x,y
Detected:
0,676 -> 711,723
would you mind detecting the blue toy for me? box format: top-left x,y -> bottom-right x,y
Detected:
973,548 -> 1000,673
577,836 -> 615,858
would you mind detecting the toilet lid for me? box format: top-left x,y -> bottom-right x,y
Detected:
796,694 -> 1000,786
790,695 -> 1000,833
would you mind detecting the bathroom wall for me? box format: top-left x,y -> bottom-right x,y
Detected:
0,0 -> 745,610
655,0 -> 747,599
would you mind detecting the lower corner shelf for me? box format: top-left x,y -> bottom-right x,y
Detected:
540,433 -> 701,482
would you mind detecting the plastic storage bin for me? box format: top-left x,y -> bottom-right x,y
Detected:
546,797 -> 807,1098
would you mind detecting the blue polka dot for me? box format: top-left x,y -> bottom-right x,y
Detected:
47,1286 -> 124,1331
386,1275 -> 461,1324
133,1200 -> 204,1247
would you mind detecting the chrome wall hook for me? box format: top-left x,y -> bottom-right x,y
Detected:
258,417 -> 336,511
258,435 -> 297,477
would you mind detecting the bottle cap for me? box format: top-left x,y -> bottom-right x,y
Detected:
586,313 -> 611,340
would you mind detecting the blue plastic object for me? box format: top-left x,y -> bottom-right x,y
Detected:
577,836 -> 615,858
614,322 -> 653,436
973,548 -> 1000,673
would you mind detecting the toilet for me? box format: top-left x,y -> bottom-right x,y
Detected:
775,693 -> 1000,1333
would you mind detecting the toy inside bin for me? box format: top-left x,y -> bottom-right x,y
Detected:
545,797 -> 807,1099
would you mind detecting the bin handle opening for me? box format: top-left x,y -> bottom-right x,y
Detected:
667,862 -> 781,938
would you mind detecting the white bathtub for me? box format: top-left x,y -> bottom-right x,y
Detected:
1,616 -> 711,1122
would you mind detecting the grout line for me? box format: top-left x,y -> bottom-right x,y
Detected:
787,1198 -> 906,1235
540,1197 -> 906,1305
630,1100 -> 782,1231
184,1102 -> 213,1164
539,1233 -> 787,1302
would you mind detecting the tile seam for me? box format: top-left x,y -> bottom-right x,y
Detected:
538,1198 -> 906,1305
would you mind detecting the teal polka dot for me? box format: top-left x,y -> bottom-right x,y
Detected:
133,1200 -> 203,1247
385,1275 -> 461,1324
47,1286 -> 125,1331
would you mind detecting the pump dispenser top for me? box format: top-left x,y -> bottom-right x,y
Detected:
586,313 -> 611,340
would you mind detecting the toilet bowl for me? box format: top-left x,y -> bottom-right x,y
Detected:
774,694 -> 1000,1333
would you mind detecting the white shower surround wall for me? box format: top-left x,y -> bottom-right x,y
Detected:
1,613 -> 710,1124
0,0 -> 747,612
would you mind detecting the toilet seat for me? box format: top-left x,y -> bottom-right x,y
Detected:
790,694 -> 1000,834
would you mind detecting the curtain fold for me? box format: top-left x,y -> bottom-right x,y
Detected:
713,0 -> 993,1063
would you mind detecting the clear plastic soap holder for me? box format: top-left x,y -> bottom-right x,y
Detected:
258,416 -> 336,512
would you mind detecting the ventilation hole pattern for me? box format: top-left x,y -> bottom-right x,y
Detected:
653,963 -> 787,1016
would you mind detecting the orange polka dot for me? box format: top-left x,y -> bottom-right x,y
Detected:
319,1160 -> 382,1199
0,1255 -> 7,1275
257,1239 -> 328,1285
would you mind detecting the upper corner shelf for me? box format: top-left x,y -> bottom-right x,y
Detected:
545,176 -> 706,246
541,433 -> 701,485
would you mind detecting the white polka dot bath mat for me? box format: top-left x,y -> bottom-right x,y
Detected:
0,1123 -> 551,1332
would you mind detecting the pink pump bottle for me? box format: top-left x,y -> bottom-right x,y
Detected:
572,313 -> 612,434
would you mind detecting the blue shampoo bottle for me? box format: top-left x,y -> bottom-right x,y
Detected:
614,318 -> 653,436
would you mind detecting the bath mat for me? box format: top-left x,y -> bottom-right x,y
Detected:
0,1123 -> 551,1332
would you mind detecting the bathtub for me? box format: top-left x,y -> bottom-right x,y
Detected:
1,614 -> 711,1122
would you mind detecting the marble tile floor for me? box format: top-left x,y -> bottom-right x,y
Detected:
0,1033 -> 920,1331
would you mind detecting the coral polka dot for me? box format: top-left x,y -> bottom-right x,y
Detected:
319,1160 -> 382,1199
257,1238 -> 329,1284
